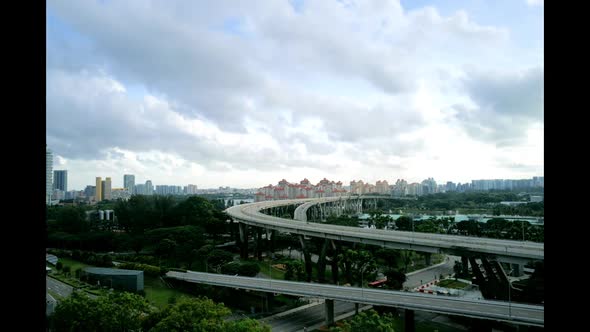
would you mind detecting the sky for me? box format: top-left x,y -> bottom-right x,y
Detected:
46,0 -> 543,190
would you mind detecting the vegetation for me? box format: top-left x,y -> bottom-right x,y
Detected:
48,292 -> 270,332
330,309 -> 398,332
46,191 -> 544,315
378,191 -> 543,216
437,279 -> 469,289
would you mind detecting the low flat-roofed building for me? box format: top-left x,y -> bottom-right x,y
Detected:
83,267 -> 144,292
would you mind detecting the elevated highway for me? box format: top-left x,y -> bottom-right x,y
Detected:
225,197 -> 544,264
167,271 -> 544,327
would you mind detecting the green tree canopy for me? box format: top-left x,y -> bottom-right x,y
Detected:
50,291 -> 153,332
331,310 -> 397,332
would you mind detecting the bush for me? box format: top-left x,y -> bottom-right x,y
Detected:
118,263 -> 161,277
72,250 -> 82,260
56,262 -> 63,271
220,262 -> 241,275
237,262 -> 260,277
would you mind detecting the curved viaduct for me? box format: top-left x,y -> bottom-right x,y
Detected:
225,196 -> 544,264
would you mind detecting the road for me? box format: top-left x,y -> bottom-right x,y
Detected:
167,271 -> 544,327
46,276 -> 73,298
262,300 -> 358,332
404,256 -> 460,289
46,276 -> 97,300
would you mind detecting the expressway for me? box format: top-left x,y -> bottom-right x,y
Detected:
166,271 -> 544,327
225,197 -> 544,263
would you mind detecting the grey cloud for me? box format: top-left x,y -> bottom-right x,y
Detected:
47,0 -> 514,136
464,67 -> 543,118
46,69 -> 346,173
450,67 -> 543,146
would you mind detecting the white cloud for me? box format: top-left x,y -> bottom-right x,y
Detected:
46,0 -> 543,189
526,0 -> 544,7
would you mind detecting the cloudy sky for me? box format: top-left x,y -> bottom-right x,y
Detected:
47,0 -> 543,190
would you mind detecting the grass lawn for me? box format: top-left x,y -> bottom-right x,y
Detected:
437,279 -> 469,289
49,273 -> 88,289
254,259 -> 286,280
58,257 -> 90,272
144,275 -> 193,309
47,289 -> 62,301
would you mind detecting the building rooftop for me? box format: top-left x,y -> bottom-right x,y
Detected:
83,267 -> 143,276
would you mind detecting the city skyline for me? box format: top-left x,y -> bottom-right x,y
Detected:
48,165 -> 543,192
46,0 -> 543,190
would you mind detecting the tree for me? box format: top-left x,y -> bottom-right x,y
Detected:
237,261 -> 260,277
225,318 -> 271,332
149,297 -> 230,332
331,309 -> 397,332
375,248 -> 401,271
49,291 -> 153,332
62,265 -> 71,277
206,250 -> 234,272
415,220 -> 438,233
284,260 -> 306,281
55,206 -> 89,234
56,261 -> 63,271
220,262 -> 241,275
337,249 -> 377,286
457,220 -> 481,236
394,216 -> 412,231
156,238 -> 178,260
369,211 -> 392,230
384,269 -> 406,290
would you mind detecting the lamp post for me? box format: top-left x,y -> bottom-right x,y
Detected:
507,269 -> 512,319
361,268 -> 364,298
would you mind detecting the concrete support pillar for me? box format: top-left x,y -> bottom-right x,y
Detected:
512,263 -> 524,277
317,238 -> 329,283
330,240 -> 340,284
269,230 -> 276,257
239,223 -> 248,259
325,299 -> 335,326
256,228 -> 263,260
354,303 -> 359,314
424,253 -> 432,266
461,256 -> 469,277
299,235 -> 313,282
404,309 -> 415,332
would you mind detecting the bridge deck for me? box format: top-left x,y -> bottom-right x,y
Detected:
225,197 -> 544,263
167,271 -> 544,327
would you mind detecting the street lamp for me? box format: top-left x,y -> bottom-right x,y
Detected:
508,270 -> 512,318
361,268 -> 364,298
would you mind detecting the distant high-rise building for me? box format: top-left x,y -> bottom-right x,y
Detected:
95,177 -> 102,202
84,185 -> 96,200
46,147 -> 53,204
145,180 -> 153,195
103,177 -> 112,200
124,174 -> 135,194
134,184 -> 146,195
53,170 -> 68,192
185,184 -> 198,195
445,181 -> 456,192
